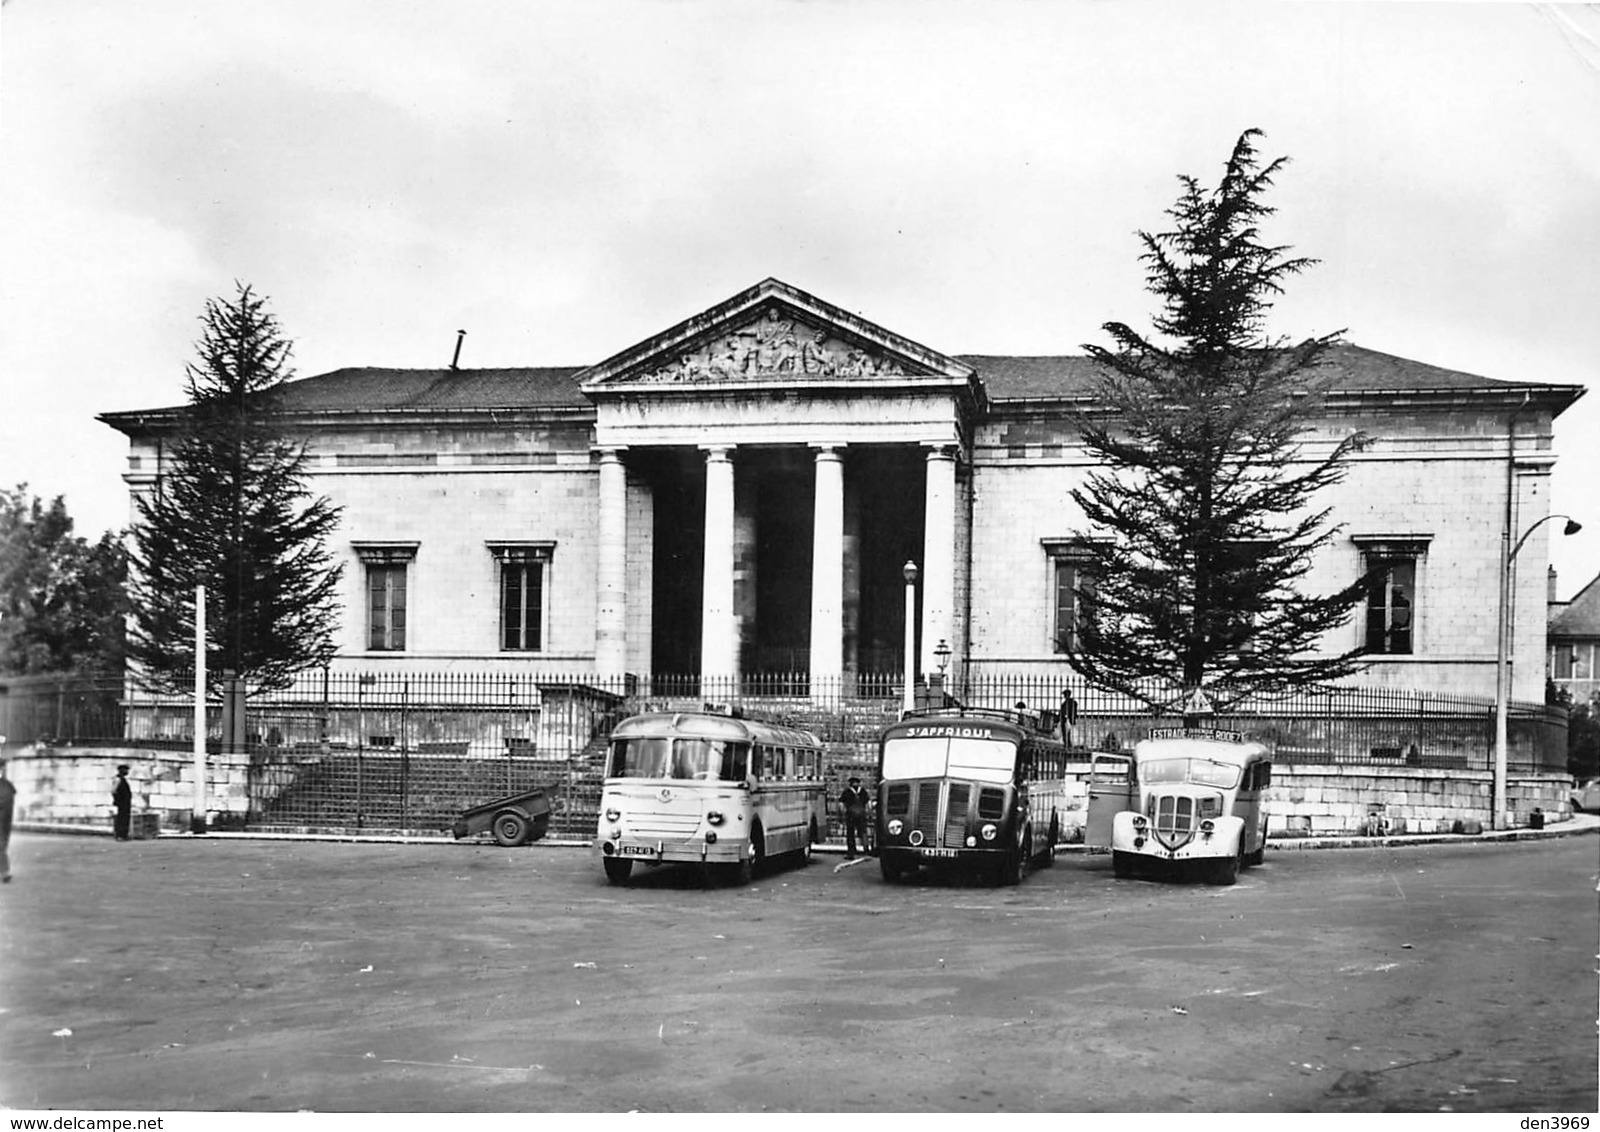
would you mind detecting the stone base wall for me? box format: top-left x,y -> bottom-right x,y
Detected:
2,744 -> 1576,838
4,746 -> 253,830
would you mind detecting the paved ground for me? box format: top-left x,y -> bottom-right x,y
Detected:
1,827 -> 1596,1113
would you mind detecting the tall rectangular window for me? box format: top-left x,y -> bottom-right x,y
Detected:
488,542 -> 555,654
1043,540 -> 1095,654
353,543 -> 419,653
1358,540 -> 1427,656
368,563 -> 408,651
500,560 -> 544,651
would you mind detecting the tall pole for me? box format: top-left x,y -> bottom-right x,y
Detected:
193,584 -> 207,835
902,560 -> 918,716
1492,395 -> 1526,832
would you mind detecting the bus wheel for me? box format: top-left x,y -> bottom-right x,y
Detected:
879,856 -> 903,883
1111,851 -> 1134,879
1041,814 -> 1060,867
602,857 -> 633,885
492,812 -> 530,847
750,825 -> 767,878
1245,823 -> 1267,867
800,819 -> 819,865
1002,829 -> 1030,885
1207,850 -> 1239,886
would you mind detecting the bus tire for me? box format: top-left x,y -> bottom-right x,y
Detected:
800,818 -> 819,865
603,857 -> 633,885
1245,822 -> 1267,867
1002,828 -> 1030,885
1208,850 -> 1240,886
749,824 -> 767,878
492,812 -> 530,847
1041,813 -> 1060,867
879,856 -> 904,883
1111,850 -> 1134,879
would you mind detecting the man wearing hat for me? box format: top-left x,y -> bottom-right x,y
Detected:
0,750 -> 15,882
839,774 -> 873,860
111,764 -> 133,841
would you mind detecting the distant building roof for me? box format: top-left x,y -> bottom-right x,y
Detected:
1551,574 -> 1600,638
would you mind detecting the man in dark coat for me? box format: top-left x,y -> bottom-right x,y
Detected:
112,764 -> 133,841
0,755 -> 15,882
839,775 -> 872,859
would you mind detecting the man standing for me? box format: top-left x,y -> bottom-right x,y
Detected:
112,764 -> 133,841
839,775 -> 872,860
0,753 -> 15,882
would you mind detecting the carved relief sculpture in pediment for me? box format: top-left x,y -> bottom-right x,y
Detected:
634,307 -> 909,383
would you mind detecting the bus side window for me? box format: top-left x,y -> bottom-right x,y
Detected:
751,746 -> 766,780
1259,764 -> 1272,788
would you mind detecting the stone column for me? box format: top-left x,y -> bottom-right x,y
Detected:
595,448 -> 628,680
922,445 -> 958,678
700,446 -> 739,690
809,445 -> 845,701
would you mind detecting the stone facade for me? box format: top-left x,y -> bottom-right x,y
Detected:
101,278 -> 1583,704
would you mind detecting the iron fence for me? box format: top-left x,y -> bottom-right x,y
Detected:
0,667 -> 1570,837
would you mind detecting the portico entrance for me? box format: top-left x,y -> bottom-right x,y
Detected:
578,277 -> 981,688
630,445 -> 925,681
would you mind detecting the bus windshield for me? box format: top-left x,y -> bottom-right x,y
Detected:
609,738 -> 750,781
1140,757 -> 1240,789
882,736 -> 1016,785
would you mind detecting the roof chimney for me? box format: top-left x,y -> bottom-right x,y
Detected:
1548,565 -> 1559,605
450,329 -> 466,371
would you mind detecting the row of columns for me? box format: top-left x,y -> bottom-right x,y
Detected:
593,443 -> 959,688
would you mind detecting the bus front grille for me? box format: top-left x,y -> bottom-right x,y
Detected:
625,811 -> 702,839
912,781 -> 940,844
944,784 -> 971,848
1151,794 -> 1196,849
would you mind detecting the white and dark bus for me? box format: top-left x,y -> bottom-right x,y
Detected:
594,710 -> 827,885
874,707 -> 1066,885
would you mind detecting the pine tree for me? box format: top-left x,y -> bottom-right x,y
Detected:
127,283 -> 343,692
1066,130 -> 1370,710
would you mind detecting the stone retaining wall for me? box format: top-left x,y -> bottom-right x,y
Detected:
1,744 -> 1575,837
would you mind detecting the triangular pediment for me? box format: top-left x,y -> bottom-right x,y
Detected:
577,278 -> 975,393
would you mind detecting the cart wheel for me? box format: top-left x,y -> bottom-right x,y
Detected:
492,811 -> 531,847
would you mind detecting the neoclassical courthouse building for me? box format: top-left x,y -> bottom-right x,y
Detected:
103,278 -> 1584,708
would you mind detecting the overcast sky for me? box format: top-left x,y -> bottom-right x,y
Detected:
2,1 -> 1596,596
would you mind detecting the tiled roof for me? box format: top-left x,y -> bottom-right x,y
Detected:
1551,574 -> 1600,638
103,343 -> 1574,423
267,366 -> 589,412
964,343 -> 1534,402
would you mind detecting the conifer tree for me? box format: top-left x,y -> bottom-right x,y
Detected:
1066,130 -> 1370,709
127,283 -> 343,692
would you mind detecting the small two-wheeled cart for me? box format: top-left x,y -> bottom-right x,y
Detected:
451,788 -> 552,847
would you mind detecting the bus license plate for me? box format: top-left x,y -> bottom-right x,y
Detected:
618,845 -> 657,857
920,847 -> 957,858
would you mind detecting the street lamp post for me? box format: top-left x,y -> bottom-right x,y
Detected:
932,638 -> 952,704
902,560 -> 919,716
1494,513 -> 1582,829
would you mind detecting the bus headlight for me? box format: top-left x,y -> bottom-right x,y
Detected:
887,819 -> 903,836
1132,815 -> 1147,831
980,823 -> 997,841
966,835 -> 977,847
605,808 -> 621,822
1200,819 -> 1215,838
610,827 -> 622,841
706,810 -> 725,826
705,831 -> 718,845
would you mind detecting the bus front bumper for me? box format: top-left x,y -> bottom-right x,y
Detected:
595,836 -> 749,866
1110,813 -> 1243,862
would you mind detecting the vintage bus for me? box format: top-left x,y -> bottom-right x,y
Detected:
874,706 -> 1067,885
1088,727 -> 1272,886
594,710 -> 828,885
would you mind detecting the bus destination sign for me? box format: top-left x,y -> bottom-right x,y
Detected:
1147,726 -> 1245,743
